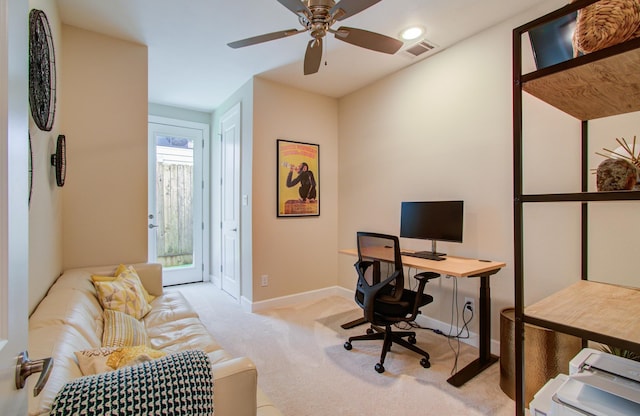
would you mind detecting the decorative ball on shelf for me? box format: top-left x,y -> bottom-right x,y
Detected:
594,136 -> 640,191
596,158 -> 637,191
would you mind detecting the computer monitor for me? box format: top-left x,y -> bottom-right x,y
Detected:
400,200 -> 464,257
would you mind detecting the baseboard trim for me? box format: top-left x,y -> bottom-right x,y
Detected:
209,274 -> 221,287
244,286 -> 351,313
413,314 -> 479,349
240,286 -> 500,356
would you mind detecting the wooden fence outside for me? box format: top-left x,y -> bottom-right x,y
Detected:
156,162 -> 193,267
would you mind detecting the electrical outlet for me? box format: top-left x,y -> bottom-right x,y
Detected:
261,274 -> 269,287
464,297 -> 475,313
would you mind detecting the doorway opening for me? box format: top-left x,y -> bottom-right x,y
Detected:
148,116 -> 209,286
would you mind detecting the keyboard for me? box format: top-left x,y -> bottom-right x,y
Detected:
402,251 -> 445,261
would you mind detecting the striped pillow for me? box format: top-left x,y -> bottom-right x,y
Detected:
102,309 -> 148,347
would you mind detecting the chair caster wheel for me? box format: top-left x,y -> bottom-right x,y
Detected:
344,342 -> 352,350
366,328 -> 374,335
408,335 -> 417,344
420,358 -> 430,368
375,363 -> 385,373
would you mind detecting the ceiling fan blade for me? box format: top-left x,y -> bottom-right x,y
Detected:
334,26 -> 403,54
276,0 -> 311,17
304,38 -> 323,75
330,0 -> 382,21
228,29 -> 304,49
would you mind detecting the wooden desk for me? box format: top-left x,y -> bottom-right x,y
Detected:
339,248 -> 506,387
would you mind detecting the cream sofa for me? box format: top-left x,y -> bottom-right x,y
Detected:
28,263 -> 282,416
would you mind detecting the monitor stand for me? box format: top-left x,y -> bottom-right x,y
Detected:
415,240 -> 446,257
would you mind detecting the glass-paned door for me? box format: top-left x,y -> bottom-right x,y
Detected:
148,117 -> 207,286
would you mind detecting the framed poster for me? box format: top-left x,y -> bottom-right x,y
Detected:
277,139 -> 319,217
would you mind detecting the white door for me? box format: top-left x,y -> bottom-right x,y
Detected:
148,117 -> 209,286
0,0 -> 29,411
220,104 -> 241,299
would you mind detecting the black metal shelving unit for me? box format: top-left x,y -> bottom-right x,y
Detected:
513,1 -> 640,415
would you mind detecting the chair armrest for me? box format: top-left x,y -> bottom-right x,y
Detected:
211,357 -> 258,416
413,272 -> 440,283
413,272 -> 440,302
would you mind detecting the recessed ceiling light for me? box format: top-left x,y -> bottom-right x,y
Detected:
401,26 -> 424,41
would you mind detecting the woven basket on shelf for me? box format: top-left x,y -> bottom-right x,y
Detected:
572,0 -> 640,55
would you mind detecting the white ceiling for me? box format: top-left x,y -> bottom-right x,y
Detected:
56,0 -> 552,112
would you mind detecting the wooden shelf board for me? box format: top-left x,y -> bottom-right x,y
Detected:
525,280 -> 640,345
523,47 -> 640,120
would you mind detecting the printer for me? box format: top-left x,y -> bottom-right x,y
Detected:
529,348 -> 640,416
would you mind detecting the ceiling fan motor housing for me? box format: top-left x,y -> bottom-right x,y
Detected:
303,0 -> 335,38
229,0 -> 398,75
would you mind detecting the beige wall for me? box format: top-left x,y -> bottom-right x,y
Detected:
28,0 -> 64,314
27,9 -> 149,313
251,78 -> 339,302
337,2 -> 582,342
60,25 -> 148,270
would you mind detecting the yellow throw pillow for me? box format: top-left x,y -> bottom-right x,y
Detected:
92,264 -> 156,304
102,309 -> 149,348
106,345 -> 166,369
92,268 -> 152,319
75,345 -> 166,375
116,264 -> 156,303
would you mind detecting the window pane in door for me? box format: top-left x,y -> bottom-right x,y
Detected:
155,135 -> 194,269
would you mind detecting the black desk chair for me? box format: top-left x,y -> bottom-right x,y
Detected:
344,231 -> 440,373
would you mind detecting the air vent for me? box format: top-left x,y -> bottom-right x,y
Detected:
404,39 -> 438,57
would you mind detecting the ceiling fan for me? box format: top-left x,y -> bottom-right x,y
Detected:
227,0 -> 403,75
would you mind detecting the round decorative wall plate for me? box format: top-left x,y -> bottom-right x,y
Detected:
29,9 -> 56,131
51,134 -> 66,187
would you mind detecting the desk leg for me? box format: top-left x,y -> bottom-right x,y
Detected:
447,274 -> 499,387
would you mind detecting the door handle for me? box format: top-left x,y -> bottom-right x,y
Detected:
15,351 -> 53,396
149,224 -> 159,229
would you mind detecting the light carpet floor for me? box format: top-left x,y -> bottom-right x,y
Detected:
173,282 -> 517,416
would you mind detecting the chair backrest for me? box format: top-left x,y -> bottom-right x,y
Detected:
354,232 -> 405,322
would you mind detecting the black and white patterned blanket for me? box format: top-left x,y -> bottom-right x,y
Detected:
51,349 -> 214,416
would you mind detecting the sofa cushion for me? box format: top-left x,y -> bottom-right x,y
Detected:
146,316 -> 221,353
29,288 -> 103,347
102,309 -> 149,347
207,348 -> 235,365
93,271 -> 152,319
143,291 -> 199,327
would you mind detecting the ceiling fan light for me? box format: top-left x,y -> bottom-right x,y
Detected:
401,26 -> 424,41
